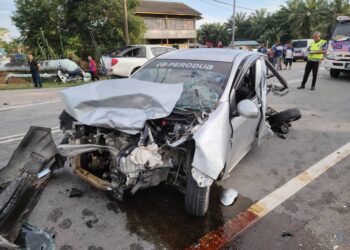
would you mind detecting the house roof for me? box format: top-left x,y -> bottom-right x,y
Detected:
135,1 -> 202,17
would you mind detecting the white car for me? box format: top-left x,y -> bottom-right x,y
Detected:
100,45 -> 176,77
291,39 -> 313,61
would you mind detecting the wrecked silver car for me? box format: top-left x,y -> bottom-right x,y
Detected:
55,49 -> 301,216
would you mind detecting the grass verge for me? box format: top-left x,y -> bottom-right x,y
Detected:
0,81 -> 87,90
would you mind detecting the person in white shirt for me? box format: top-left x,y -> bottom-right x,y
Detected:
284,42 -> 295,70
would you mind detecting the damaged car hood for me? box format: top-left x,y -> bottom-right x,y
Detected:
60,78 -> 183,134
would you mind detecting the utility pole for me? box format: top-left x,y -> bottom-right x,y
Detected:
231,0 -> 236,49
123,0 -> 130,46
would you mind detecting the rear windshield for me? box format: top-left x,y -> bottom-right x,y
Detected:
292,40 -> 308,48
132,59 -> 232,111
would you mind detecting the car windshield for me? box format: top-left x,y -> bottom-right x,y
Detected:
332,22 -> 350,41
132,59 -> 232,112
292,40 -> 307,48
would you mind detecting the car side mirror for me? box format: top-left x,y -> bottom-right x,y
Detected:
237,99 -> 259,119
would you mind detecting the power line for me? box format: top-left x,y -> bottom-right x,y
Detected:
200,0 -> 232,12
211,0 -> 257,11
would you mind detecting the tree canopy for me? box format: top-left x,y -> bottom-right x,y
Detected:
12,0 -> 145,60
198,0 -> 350,47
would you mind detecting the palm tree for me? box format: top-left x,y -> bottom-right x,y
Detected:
225,12 -> 252,40
197,23 -> 230,46
280,0 -> 303,38
225,12 -> 247,32
250,8 -> 268,25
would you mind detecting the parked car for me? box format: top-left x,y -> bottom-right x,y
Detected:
100,45 -> 176,77
291,39 -> 313,61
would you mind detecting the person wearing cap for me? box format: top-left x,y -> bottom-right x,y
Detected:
298,31 -> 327,90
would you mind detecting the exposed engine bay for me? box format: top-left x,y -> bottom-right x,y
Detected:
58,109 -> 205,200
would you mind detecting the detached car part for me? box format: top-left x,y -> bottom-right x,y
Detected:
0,127 -> 59,243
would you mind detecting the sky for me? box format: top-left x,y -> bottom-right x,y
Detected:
0,0 -> 285,39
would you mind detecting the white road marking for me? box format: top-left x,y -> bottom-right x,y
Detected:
287,78 -> 302,84
0,128 -> 61,145
249,142 -> 350,217
0,100 -> 60,112
189,142 -> 350,249
0,126 -> 60,140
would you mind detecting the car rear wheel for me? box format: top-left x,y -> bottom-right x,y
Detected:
185,170 -> 210,217
330,69 -> 341,78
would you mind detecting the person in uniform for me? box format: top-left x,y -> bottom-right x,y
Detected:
298,31 -> 327,90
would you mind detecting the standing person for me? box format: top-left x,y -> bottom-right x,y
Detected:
88,56 -> 99,81
285,42 -> 295,70
28,54 -> 42,88
298,31 -> 327,90
267,49 -> 275,66
273,42 -> 284,70
257,44 -> 267,54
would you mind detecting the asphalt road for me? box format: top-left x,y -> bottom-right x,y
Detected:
0,61 -> 349,250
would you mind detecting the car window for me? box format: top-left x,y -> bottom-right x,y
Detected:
166,48 -> 175,53
132,59 -> 233,112
292,40 -> 307,48
234,64 -> 256,104
151,47 -> 170,57
118,47 -> 146,57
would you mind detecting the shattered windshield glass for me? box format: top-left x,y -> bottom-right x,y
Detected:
132,59 -> 232,111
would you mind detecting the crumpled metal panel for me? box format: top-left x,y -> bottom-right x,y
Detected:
60,79 -> 183,134
256,58 -> 273,144
192,101 -> 232,179
192,55 -> 273,180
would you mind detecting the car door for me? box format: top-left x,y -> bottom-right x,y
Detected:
225,61 -> 262,174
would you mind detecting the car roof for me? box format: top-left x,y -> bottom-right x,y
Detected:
156,48 -> 253,62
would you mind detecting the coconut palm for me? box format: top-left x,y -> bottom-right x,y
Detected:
197,23 -> 230,46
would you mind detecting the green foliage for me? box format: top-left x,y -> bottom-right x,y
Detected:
197,0 -> 350,47
197,23 -> 230,46
12,0 -> 145,61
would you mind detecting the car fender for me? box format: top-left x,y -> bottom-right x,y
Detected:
112,58 -> 148,77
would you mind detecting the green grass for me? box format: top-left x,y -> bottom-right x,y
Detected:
0,81 -> 88,90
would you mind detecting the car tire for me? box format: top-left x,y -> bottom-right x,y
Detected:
185,170 -> 210,217
330,69 -> 340,78
267,108 -> 302,126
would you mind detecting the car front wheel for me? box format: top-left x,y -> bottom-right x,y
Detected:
185,171 -> 211,216
330,69 -> 340,78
